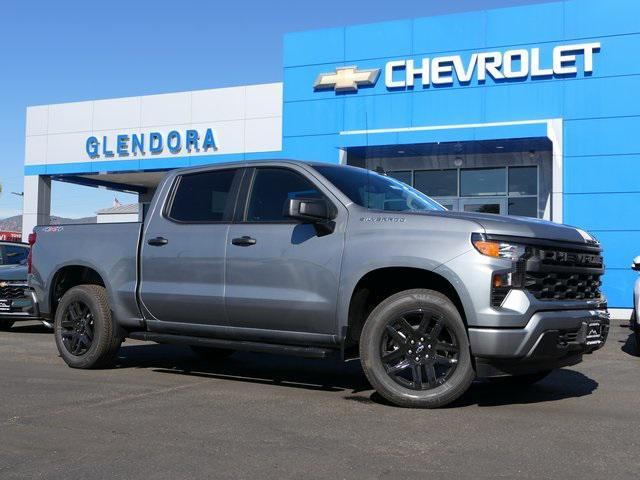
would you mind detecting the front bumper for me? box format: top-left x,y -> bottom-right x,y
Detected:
0,287 -> 42,322
470,308 -> 609,377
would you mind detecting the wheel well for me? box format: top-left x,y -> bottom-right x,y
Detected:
346,267 -> 467,345
50,266 -> 105,318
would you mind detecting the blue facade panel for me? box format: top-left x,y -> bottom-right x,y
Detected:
412,11 -> 487,54
485,2 -> 565,46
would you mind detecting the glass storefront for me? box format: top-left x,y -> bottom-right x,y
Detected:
348,138 -> 551,219
388,165 -> 539,217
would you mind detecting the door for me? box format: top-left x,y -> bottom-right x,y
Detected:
139,167 -> 242,325
225,166 -> 345,335
459,197 -> 507,215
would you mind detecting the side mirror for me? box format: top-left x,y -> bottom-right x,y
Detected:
285,198 -> 335,236
286,198 -> 332,222
632,256 -> 640,271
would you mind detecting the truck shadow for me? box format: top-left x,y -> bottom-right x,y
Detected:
115,343 -> 598,407
115,343 -> 372,393
619,329 -> 639,357
448,369 -> 598,408
6,322 -> 51,334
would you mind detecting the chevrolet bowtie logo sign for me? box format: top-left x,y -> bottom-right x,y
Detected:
314,66 -> 380,92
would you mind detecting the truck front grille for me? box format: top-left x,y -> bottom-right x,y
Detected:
0,284 -> 28,300
524,245 -> 603,302
525,272 -> 602,301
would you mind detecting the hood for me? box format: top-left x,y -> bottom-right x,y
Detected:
0,264 -> 28,282
423,211 -> 594,245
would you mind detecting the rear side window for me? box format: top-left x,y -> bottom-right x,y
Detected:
0,245 -> 29,265
245,168 -> 323,222
168,169 -> 238,222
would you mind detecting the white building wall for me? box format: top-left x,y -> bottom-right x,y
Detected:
24,82 -> 283,170
23,83 -> 283,239
96,213 -> 139,224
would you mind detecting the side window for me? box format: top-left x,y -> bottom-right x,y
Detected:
168,169 -> 238,222
246,168 -> 323,222
1,245 -> 29,265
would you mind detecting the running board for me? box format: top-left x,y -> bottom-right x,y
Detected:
127,331 -> 336,359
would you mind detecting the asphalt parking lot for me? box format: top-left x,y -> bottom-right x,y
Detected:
0,321 -> 638,480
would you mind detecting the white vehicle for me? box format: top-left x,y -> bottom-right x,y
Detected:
631,257 -> 640,352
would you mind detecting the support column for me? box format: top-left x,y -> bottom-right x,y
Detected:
138,188 -> 156,221
22,175 -> 51,241
546,118 -> 563,224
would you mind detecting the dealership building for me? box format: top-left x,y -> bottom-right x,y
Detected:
22,0 -> 640,307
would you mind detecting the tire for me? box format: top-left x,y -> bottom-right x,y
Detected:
190,345 -> 234,360
360,289 -> 474,408
0,320 -> 14,331
489,370 -> 552,386
54,285 -> 122,369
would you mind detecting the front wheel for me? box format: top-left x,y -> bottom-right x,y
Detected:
54,285 -> 122,369
360,289 -> 474,408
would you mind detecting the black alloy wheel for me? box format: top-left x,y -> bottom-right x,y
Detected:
60,300 -> 95,356
360,289 -> 474,408
380,309 -> 460,390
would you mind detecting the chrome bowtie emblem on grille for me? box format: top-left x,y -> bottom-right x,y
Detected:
314,66 -> 381,92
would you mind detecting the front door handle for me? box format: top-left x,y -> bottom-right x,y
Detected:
231,236 -> 257,247
147,236 -> 169,246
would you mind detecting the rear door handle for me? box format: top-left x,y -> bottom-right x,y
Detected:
231,236 -> 257,247
147,236 -> 169,246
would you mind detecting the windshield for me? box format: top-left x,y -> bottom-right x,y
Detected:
0,244 -> 29,266
313,165 -> 445,212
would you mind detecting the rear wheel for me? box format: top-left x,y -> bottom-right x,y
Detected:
0,320 -> 14,331
360,289 -> 474,408
54,285 -> 122,369
190,345 -> 234,361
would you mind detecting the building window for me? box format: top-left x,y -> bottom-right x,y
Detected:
414,170 -> 458,197
380,166 -> 540,218
508,166 -> 537,196
387,170 -> 412,186
460,168 -> 506,197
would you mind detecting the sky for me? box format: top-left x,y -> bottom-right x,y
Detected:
0,0 -> 551,220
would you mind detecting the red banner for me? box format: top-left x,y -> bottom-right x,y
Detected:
0,231 -> 22,242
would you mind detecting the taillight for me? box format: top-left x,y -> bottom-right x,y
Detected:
27,232 -> 36,274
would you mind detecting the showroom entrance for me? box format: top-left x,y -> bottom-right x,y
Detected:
346,138 -> 552,219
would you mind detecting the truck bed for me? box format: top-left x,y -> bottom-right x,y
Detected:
30,222 -> 143,324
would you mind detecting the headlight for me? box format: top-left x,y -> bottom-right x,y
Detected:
471,233 -> 526,261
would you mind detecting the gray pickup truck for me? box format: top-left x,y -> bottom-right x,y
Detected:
29,160 -> 609,408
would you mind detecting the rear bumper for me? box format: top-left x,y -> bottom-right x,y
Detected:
470,308 -> 610,377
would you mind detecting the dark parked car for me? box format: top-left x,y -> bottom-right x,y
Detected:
0,241 -> 44,330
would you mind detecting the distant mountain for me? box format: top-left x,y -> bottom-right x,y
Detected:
0,215 -> 96,232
